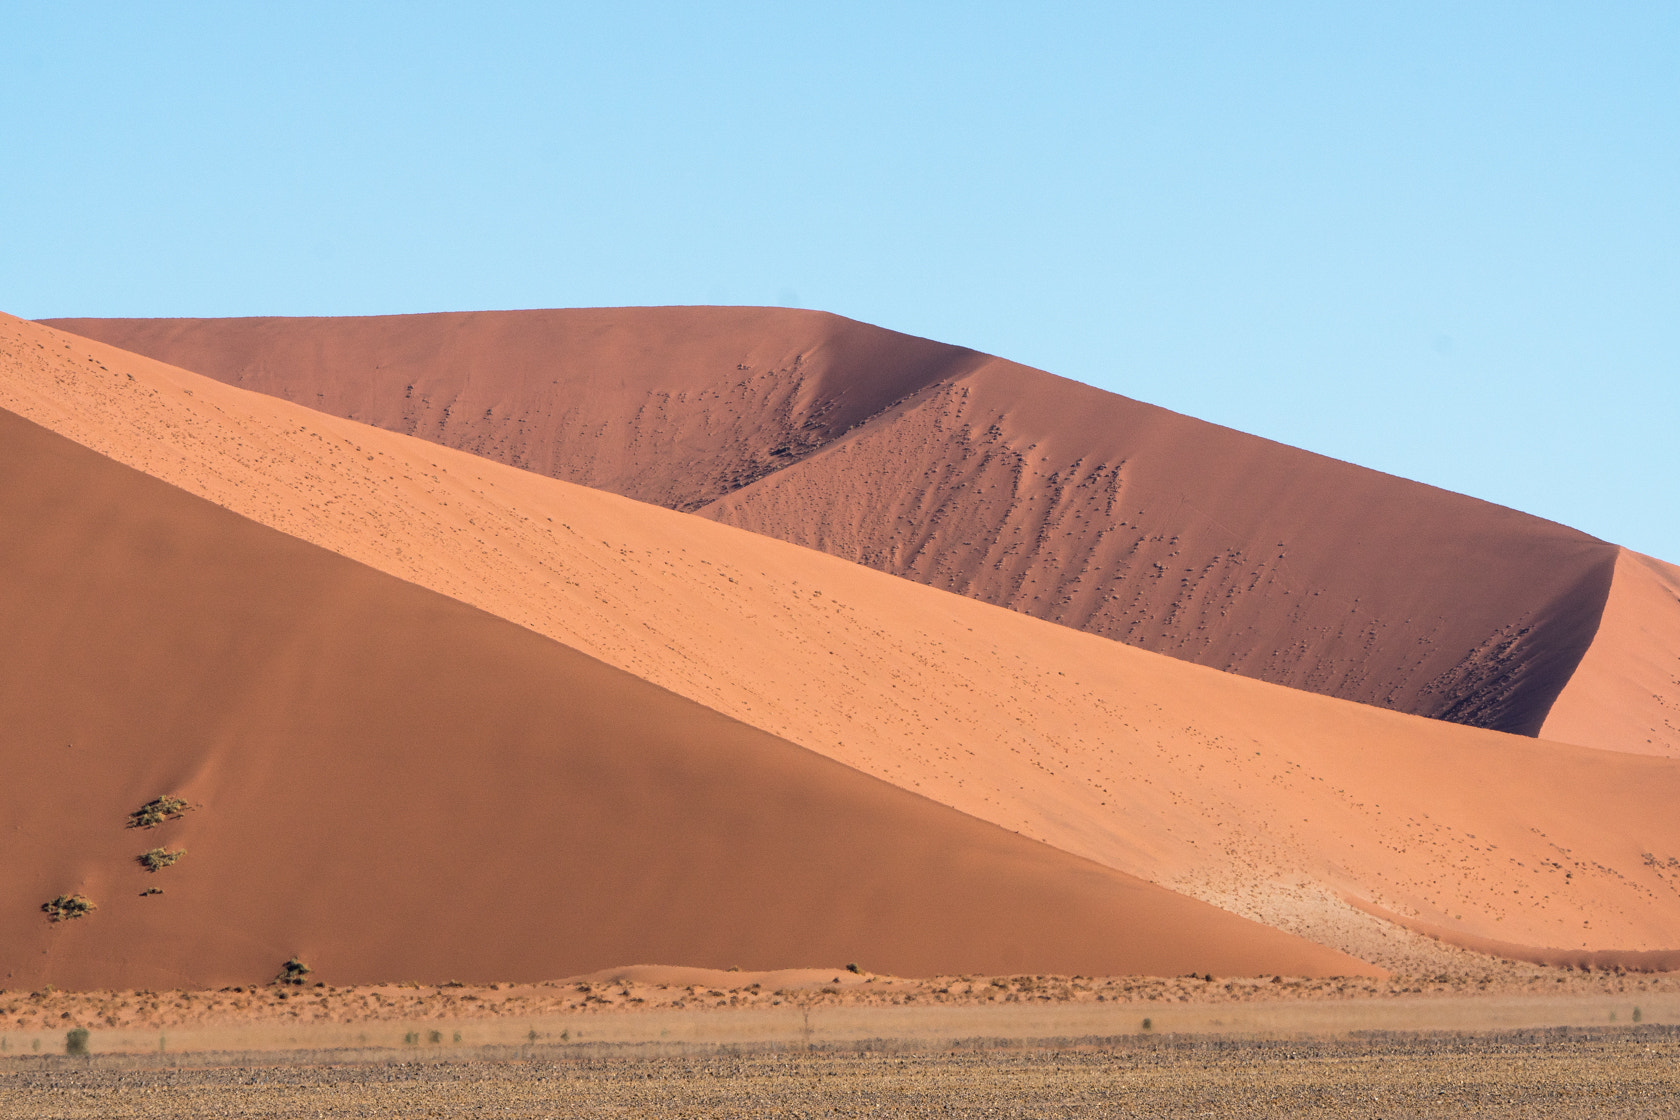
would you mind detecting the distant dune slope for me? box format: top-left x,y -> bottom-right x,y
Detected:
45,310 -> 1621,740
43,309 -> 977,512
1542,550 -> 1680,756
8,313 -> 1679,971
0,409 -> 1365,990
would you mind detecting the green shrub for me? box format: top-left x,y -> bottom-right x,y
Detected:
137,847 -> 186,872
42,894 -> 96,922
65,1028 -> 89,1056
127,796 -> 191,829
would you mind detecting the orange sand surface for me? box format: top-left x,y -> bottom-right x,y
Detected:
4,312 -> 1678,978
47,310 -> 1634,744
0,407 -> 1365,990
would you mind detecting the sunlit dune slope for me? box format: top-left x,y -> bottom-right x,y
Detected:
6,314 -> 1680,969
46,309 -> 1624,742
1542,550 -> 1680,757
0,409 -> 1366,989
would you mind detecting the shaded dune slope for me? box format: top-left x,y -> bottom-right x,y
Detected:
48,309 -> 1619,739
8,314 -> 1679,970
0,410 -> 1366,990
43,308 -> 979,513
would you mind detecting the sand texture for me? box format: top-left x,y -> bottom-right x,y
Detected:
4,313 -> 1679,976
46,309 -> 1641,747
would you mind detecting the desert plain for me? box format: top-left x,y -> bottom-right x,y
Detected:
3,307 -> 1678,1114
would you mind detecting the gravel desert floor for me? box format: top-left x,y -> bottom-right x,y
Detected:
4,970 -> 1680,1117
3,1027 -> 1677,1118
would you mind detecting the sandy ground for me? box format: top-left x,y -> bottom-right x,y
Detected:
5,967 -> 1679,1052
3,313 -> 1679,975
4,987 -> 1679,1118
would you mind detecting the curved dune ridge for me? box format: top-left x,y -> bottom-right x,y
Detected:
0,408 -> 1370,990
45,309 -> 1638,744
5,312 -> 1679,977
1541,549 -> 1680,756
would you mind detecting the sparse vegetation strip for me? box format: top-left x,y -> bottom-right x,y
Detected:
3,966 -> 1677,1033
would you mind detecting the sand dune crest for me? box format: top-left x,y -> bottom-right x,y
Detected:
5,312 -> 1678,971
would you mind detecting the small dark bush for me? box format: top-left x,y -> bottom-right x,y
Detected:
42,894 -> 96,922
137,847 -> 186,872
276,956 -> 312,985
128,796 -> 191,830
65,1028 -> 89,1056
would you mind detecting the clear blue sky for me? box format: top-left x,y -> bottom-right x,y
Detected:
4,3 -> 1676,561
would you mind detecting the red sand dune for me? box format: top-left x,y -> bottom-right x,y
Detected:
46,308 -> 1647,746
0,408 -> 1366,990
6,313 -> 1679,979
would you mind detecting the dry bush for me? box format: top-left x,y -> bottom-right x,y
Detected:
127,796 -> 191,829
42,894 -> 96,922
137,846 -> 186,872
